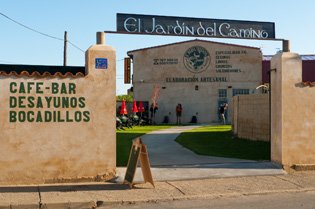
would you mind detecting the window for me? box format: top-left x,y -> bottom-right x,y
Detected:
233,89 -> 250,96
218,89 -> 227,98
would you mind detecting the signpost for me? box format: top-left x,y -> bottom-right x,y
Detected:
115,13 -> 276,40
124,138 -> 154,188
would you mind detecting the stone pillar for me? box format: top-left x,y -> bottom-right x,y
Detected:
271,52 -> 315,170
85,31 -> 116,169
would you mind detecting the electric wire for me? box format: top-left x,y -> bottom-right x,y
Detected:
1,12 -> 129,63
0,12 -> 85,53
68,41 -> 85,53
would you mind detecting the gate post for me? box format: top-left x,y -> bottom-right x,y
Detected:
271,52 -> 315,170
85,31 -> 117,168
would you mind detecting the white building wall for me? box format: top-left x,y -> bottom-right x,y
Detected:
130,40 -> 262,124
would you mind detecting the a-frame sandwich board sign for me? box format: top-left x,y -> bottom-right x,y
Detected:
123,138 -> 154,188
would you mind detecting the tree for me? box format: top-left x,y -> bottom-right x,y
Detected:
116,93 -> 133,102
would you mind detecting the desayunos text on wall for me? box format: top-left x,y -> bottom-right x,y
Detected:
8,81 -> 90,123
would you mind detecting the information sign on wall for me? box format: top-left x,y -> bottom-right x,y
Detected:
95,58 -> 108,69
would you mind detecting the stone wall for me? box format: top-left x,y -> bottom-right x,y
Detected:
232,94 -> 270,141
0,35 -> 116,185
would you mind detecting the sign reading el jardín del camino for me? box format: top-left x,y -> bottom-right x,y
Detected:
117,13 -> 275,39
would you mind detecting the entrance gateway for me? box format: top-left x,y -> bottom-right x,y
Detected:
111,13 -> 315,171
0,13 -> 308,186
108,13 -> 280,124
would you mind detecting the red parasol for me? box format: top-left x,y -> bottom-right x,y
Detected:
120,99 -> 128,115
138,101 -> 145,113
132,100 -> 138,113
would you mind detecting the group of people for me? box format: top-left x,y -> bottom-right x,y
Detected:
149,103 -> 158,120
149,102 -> 228,124
150,103 -> 183,124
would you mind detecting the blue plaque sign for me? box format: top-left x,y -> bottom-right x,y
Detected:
95,58 -> 108,69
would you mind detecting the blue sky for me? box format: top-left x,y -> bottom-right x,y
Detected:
1,1 -> 314,94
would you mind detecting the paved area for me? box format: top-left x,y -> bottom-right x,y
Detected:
98,190 -> 315,209
116,125 -> 284,182
1,171 -> 315,208
0,125 -> 293,208
116,162 -> 285,182
140,125 -> 255,166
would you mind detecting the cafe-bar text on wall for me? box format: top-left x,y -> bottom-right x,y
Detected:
9,81 -> 90,123
117,13 -> 275,39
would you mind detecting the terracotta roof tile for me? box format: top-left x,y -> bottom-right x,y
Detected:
0,64 -> 85,78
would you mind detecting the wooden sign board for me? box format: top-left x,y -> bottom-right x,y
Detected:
123,138 -> 154,188
124,57 -> 131,84
124,138 -> 142,185
140,144 -> 154,186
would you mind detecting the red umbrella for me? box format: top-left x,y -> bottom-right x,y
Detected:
132,100 -> 138,113
138,101 -> 145,112
120,99 -> 128,115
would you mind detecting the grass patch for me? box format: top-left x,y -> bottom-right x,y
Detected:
116,125 -> 171,166
175,125 -> 270,161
